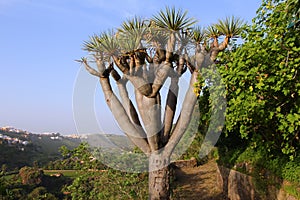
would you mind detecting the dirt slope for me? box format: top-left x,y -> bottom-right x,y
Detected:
172,160 -> 228,200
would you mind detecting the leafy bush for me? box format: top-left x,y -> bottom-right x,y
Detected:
217,140 -> 300,185
65,170 -> 148,200
216,0 -> 300,159
19,166 -> 44,185
27,186 -> 57,200
281,156 -> 300,184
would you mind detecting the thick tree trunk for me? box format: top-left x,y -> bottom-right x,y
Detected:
148,154 -> 170,200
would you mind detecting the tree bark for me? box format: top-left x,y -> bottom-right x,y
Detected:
143,95 -> 160,151
148,154 -> 170,200
164,71 -> 199,156
162,77 -> 179,145
99,77 -> 150,155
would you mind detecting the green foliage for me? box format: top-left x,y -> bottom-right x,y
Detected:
1,164 -> 8,174
0,176 -> 8,197
152,6 -> 197,31
179,63 -> 227,164
27,186 -> 57,200
283,184 -> 300,199
65,170 -> 148,200
1,167 -> 73,200
104,152 -> 147,172
281,156 -> 300,183
19,166 -> 44,185
0,131 -> 80,171
215,16 -> 245,37
217,0 -> 300,158
48,143 -> 106,170
177,88 -> 210,163
218,142 -> 300,183
189,2 -> 300,198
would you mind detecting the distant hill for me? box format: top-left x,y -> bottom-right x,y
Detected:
82,133 -> 135,151
0,129 -> 81,170
0,128 -> 134,170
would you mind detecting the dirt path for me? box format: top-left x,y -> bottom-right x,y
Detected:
172,160 -> 228,200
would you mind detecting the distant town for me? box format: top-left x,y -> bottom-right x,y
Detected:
0,126 -> 82,150
0,126 -> 81,138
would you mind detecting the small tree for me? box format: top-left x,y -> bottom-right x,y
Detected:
28,186 -> 57,200
79,7 -> 243,199
19,166 -> 44,185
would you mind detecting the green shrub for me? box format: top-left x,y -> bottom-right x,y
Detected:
282,157 -> 300,184
65,169 -> 148,200
19,166 -> 44,185
28,186 -> 57,200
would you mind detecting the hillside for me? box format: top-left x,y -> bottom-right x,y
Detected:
0,127 -> 134,170
81,133 -> 135,151
0,129 -> 81,170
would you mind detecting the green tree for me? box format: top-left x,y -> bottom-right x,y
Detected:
59,145 -> 70,158
28,187 -> 57,200
218,0 -> 300,158
66,170 -> 148,200
79,7 -> 243,199
19,166 -> 44,185
56,143 -> 104,170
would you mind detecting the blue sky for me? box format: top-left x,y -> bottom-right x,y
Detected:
0,0 -> 261,135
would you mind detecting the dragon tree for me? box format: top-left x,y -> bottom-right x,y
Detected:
78,7 -> 244,200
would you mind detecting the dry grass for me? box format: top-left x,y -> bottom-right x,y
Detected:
172,160 -> 228,200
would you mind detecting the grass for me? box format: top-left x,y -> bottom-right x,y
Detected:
2,174 -> 18,181
65,169 -> 148,200
283,184 -> 300,199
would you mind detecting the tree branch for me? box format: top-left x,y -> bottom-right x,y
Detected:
93,54 -> 106,75
141,95 -> 161,151
194,46 -> 207,70
99,77 -> 150,155
166,32 -> 176,62
162,77 -> 179,145
84,57 -> 151,155
125,74 -> 152,96
112,55 -> 129,73
116,78 -> 147,139
149,62 -> 172,97
164,71 -> 199,156
218,36 -> 229,51
210,47 -> 219,62
82,59 -> 101,77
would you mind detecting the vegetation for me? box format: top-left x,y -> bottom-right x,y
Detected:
0,143 -> 147,200
46,143 -> 106,170
19,166 -> 44,185
214,0 -> 299,164
65,170 -> 148,200
1,0 -> 299,199
196,0 -> 300,197
0,130 -> 80,170
217,0 -> 300,159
